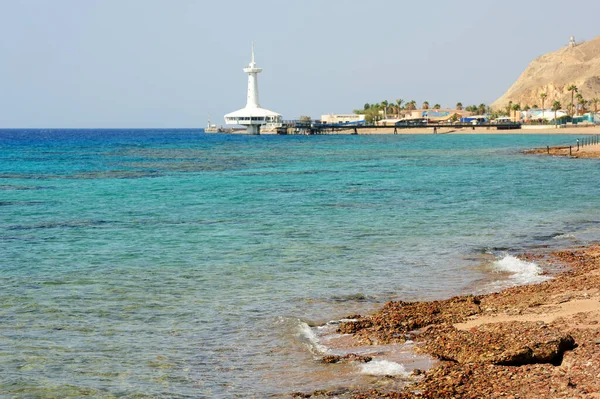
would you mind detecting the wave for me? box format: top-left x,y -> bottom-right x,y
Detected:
297,321 -> 331,355
491,255 -> 551,286
359,360 -> 409,376
553,233 -> 576,240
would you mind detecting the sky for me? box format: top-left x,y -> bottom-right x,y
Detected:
0,0 -> 599,128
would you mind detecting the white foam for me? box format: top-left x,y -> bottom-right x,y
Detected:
553,233 -> 576,240
319,318 -> 358,329
297,322 -> 330,355
360,360 -> 409,376
492,255 -> 550,286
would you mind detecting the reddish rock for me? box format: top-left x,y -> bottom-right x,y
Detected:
420,322 -> 575,366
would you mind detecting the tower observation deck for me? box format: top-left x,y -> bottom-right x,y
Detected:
224,43 -> 281,135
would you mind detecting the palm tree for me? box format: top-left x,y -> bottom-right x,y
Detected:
509,103 -> 521,121
381,100 -> 389,119
591,98 -> 599,117
567,84 -> 578,115
552,100 -> 562,128
506,101 -> 513,117
371,103 -> 381,121
433,104 -> 441,109
396,99 -> 404,117
478,104 -> 486,115
456,102 -> 463,111
422,101 -> 429,110
540,92 -> 547,120
577,94 -> 586,116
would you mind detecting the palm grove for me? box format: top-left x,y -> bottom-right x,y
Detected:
354,100 -> 492,123
354,87 -> 599,124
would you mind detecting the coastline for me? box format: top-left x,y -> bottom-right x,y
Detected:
241,125 -> 600,135
331,125 -> 600,135
295,245 -> 600,398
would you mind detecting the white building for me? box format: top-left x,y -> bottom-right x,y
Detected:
320,114 -> 365,124
224,43 -> 281,135
523,109 -> 568,121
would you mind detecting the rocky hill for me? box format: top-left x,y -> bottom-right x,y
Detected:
492,35 -> 600,109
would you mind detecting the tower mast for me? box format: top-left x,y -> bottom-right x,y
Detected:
243,41 -> 263,109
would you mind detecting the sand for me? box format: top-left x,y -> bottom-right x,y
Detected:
455,297 -> 600,330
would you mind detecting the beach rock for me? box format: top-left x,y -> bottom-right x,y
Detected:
321,355 -> 342,364
410,362 -> 576,399
420,321 -> 575,366
351,391 -> 417,399
305,245 -> 600,399
321,354 -> 372,364
291,393 -> 312,398
337,318 -> 373,335
337,295 -> 481,344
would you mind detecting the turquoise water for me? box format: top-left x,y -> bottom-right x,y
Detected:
2,130 -> 600,398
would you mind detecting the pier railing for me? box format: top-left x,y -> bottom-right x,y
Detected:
548,135 -> 600,156
576,135 -> 599,151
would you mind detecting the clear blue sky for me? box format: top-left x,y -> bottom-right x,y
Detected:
0,0 -> 598,128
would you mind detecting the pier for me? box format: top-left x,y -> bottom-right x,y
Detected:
276,121 -> 522,135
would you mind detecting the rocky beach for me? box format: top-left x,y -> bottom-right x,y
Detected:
294,245 -> 600,398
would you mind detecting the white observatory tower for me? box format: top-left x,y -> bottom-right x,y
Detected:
224,43 -> 281,135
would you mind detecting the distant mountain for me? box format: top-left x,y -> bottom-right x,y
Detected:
492,35 -> 600,109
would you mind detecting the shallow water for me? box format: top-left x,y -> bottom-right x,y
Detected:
2,130 -> 600,397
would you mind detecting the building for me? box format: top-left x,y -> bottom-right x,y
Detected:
523,109 -> 567,121
404,109 -> 473,119
569,36 -> 576,47
224,43 -> 281,135
320,114 -> 366,124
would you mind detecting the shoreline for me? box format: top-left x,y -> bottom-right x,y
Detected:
295,244 -> 600,398
355,126 -> 600,135
229,125 -> 600,135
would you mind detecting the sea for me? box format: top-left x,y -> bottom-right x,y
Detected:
2,129 -> 600,398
